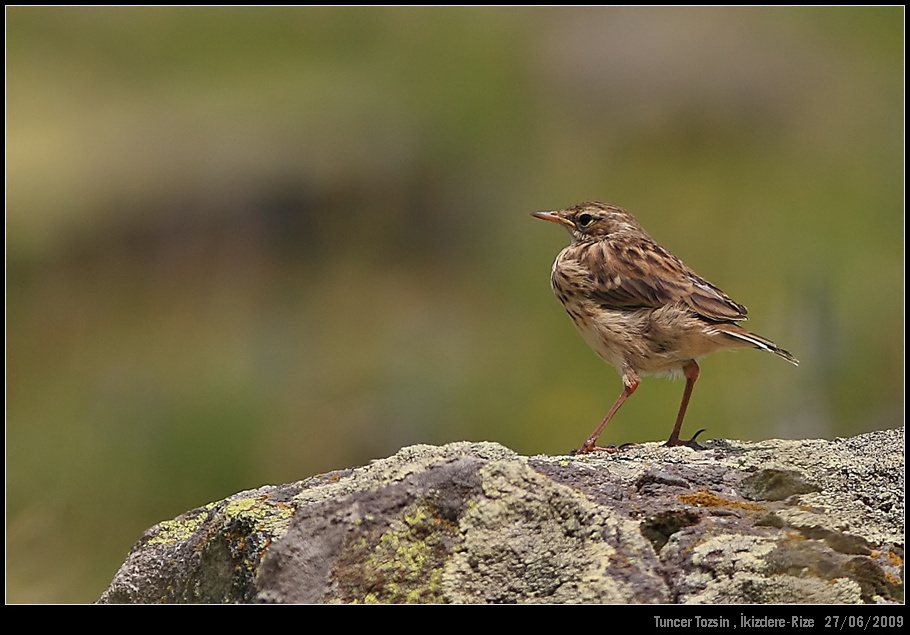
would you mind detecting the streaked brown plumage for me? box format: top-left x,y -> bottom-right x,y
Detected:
532,201 -> 798,454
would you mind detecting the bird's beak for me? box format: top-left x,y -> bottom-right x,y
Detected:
532,210 -> 574,229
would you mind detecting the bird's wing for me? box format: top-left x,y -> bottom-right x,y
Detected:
583,239 -> 748,322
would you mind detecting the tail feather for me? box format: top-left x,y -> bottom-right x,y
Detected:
721,328 -> 799,366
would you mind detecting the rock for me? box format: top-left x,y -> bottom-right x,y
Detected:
98,429 -> 904,604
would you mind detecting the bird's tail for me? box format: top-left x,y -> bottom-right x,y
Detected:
718,325 -> 799,366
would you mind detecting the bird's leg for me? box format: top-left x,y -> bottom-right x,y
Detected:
664,360 -> 706,449
576,374 -> 639,454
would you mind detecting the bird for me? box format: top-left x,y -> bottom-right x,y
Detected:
532,201 -> 798,454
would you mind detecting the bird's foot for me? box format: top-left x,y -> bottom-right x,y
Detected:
664,428 -> 707,450
573,441 -> 637,456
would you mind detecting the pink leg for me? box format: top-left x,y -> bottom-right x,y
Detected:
577,376 -> 640,454
664,360 -> 705,448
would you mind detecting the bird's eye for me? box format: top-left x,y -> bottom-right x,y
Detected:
577,213 -> 594,227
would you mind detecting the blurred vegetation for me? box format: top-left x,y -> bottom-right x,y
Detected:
6,7 -> 902,602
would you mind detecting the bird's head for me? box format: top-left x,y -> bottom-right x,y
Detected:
532,201 -> 646,243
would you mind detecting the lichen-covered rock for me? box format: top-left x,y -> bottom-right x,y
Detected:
99,429 -> 904,604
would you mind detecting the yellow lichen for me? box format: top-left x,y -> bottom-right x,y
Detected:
678,488 -> 764,511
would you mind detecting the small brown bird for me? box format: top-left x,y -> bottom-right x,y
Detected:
532,201 -> 798,454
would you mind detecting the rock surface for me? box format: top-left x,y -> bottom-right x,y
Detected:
99,429 -> 904,604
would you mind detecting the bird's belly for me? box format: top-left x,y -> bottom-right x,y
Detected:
562,301 -> 731,377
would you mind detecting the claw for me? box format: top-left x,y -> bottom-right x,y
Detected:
664,428 -> 707,450
573,444 -> 620,455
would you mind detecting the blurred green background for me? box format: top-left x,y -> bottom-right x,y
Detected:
7,7 -> 902,602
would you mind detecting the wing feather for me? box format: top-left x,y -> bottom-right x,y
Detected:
580,239 -> 748,322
